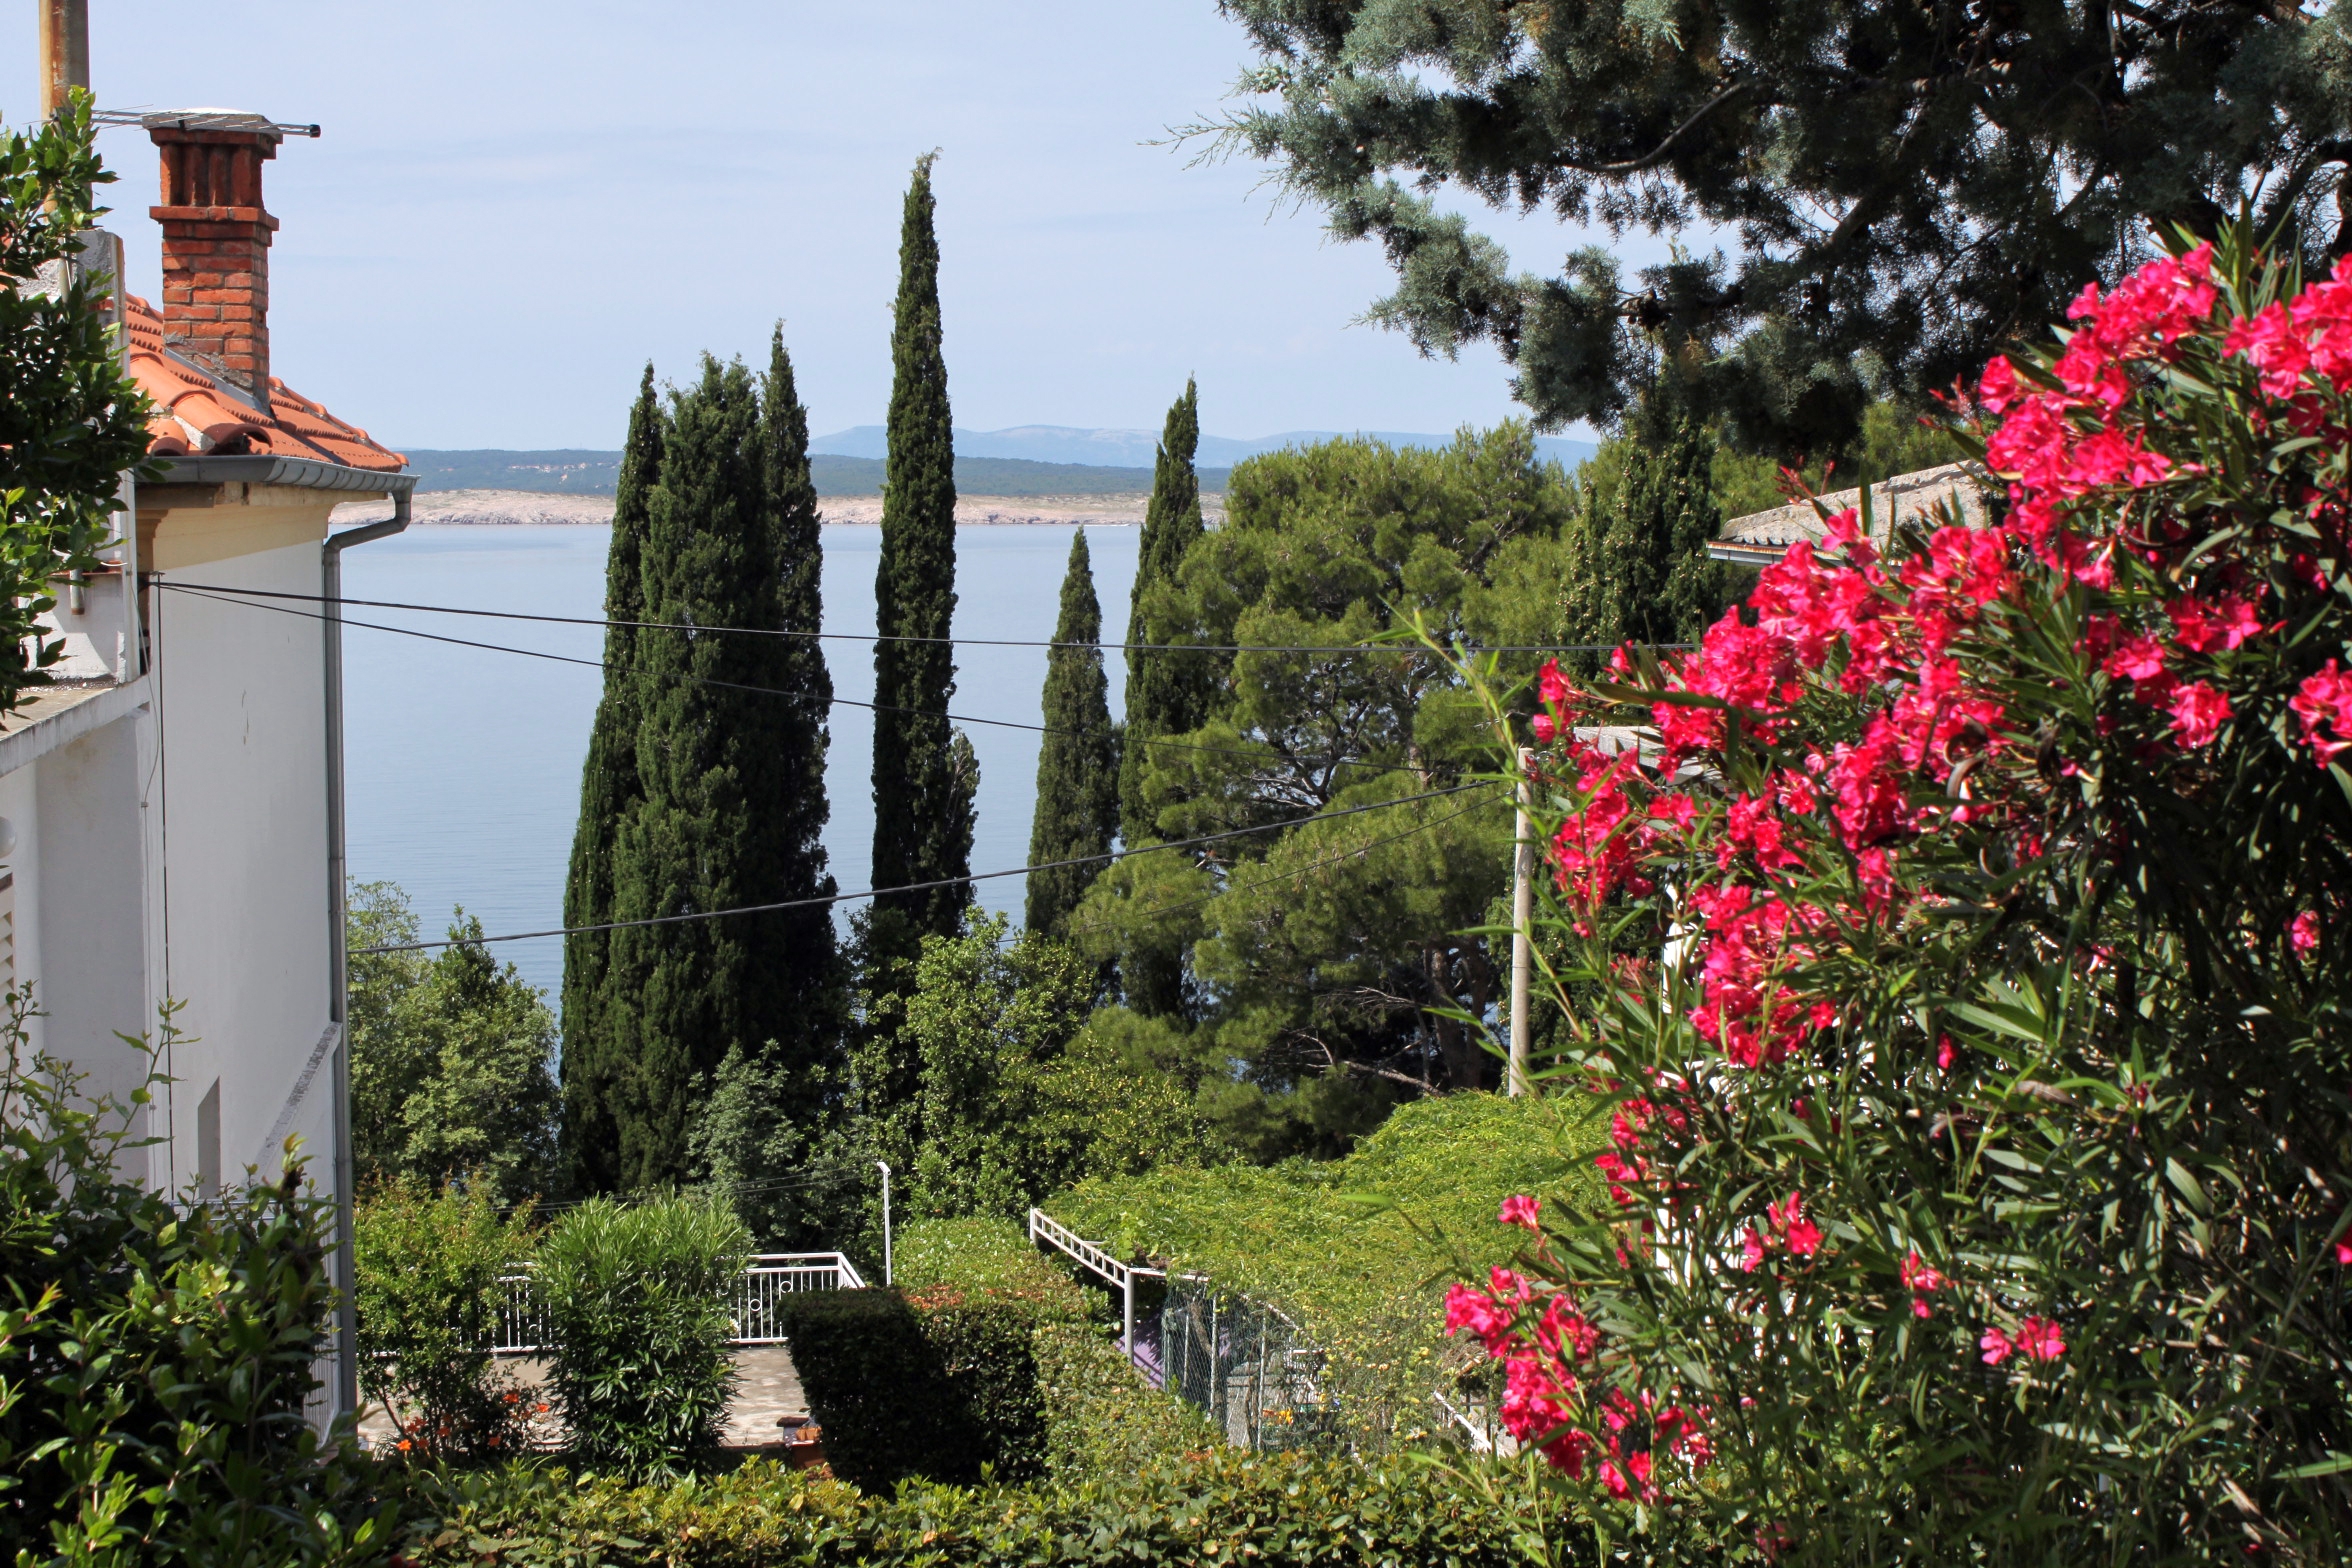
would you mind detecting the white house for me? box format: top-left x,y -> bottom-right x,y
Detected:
1,111 -> 411,1419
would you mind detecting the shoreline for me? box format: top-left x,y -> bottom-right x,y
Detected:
330,488 -> 1223,530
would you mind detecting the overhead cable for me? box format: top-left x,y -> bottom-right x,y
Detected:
354,780 -> 1489,955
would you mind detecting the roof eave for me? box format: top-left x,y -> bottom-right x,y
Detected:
148,455 -> 416,495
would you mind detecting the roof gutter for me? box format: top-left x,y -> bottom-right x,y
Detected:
318,473 -> 414,1421
1706,541 -> 1793,568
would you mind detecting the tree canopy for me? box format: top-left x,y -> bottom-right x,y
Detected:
1209,0 -> 2352,453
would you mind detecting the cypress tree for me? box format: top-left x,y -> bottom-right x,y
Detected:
601,352 -> 840,1191
1023,531 -> 1118,934
868,152 -> 974,954
1118,378 -> 1212,845
559,364 -> 662,1195
1560,377 -> 1730,671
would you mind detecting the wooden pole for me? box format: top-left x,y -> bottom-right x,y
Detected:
40,0 -> 88,120
1509,745 -> 1534,1096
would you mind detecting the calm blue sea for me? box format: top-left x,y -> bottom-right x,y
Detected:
341,523 -> 1140,1003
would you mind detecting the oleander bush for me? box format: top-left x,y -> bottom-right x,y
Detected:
385,1447 -> 1562,1567
536,1194 -> 749,1474
1445,231 -> 2352,1562
354,1175 -> 539,1459
0,1023 -> 393,1566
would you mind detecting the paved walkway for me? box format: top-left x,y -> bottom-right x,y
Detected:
357,1345 -> 809,1452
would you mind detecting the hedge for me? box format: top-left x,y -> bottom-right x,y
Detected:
386,1449 -> 1565,1567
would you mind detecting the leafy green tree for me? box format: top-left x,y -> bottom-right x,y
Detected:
1557,379 -> 1731,670
1074,428 -> 1566,1155
602,353 -> 843,1192
560,364 -> 662,1194
1208,1 -> 2352,453
906,914 -> 1224,1220
869,152 -> 976,955
0,96 -> 152,714
347,882 -> 560,1206
1024,531 -> 1119,935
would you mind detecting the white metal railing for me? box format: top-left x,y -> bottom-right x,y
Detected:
486,1252 -> 867,1356
1029,1208 -> 1166,1360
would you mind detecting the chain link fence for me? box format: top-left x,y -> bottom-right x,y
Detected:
1155,1276 -> 1336,1451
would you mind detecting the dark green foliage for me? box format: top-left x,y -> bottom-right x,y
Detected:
535,1196 -> 750,1474
347,882 -> 561,1206
1558,384 -> 1731,672
869,153 -> 975,957
1024,532 -> 1119,935
0,1034 -> 394,1565
595,350 -> 841,1193
0,98 -> 155,716
353,1178 -> 536,1459
1075,429 -> 1567,1150
1119,380 -> 1215,846
561,365 -> 663,1196
904,918 -> 1226,1221
1212,0 -> 2352,453
388,1447 -> 1555,1566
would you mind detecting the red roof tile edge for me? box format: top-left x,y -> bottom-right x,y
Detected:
126,295 -> 406,475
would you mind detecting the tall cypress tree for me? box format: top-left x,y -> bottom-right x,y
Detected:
600,353 -> 840,1191
869,153 -> 974,953
1024,531 -> 1118,935
560,364 -> 662,1195
1119,378 -> 1212,845
1560,375 -> 1730,671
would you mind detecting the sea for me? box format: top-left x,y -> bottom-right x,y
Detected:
341,523 -> 1141,1003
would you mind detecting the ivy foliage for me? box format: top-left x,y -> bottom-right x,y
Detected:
0,95 -> 153,715
1209,0 -> 2352,454
1053,1092 -> 1606,1450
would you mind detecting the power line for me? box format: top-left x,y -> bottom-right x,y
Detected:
355,781 -> 1489,955
160,583 -> 1424,779
163,579 -> 1666,656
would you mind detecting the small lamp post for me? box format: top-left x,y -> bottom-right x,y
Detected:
875,1160 -> 893,1287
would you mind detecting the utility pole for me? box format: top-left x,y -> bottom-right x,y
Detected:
1508,746 -> 1535,1097
875,1160 -> 893,1287
40,0 -> 87,118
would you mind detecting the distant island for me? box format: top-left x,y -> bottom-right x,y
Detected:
392,426 -> 1597,498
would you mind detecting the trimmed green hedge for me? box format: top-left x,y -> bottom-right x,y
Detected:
387,1449 -> 1562,1567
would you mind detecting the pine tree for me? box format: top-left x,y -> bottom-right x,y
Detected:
560,364 -> 662,1195
1119,379 -> 1213,844
1559,381 -> 1730,672
1024,531 -> 1118,935
600,353 -> 841,1191
869,153 -> 975,955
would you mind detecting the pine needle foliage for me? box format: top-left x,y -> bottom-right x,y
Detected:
1024,531 -> 1119,935
560,364 -> 662,1195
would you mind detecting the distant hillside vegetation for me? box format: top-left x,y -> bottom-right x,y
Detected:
397,450 -> 1232,499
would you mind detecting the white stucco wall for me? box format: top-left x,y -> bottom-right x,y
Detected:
149,539 -> 337,1198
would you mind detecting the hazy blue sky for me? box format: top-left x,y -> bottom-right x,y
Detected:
4,2 -> 1621,451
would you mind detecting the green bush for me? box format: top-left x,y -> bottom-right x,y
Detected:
353,1176 -> 537,1458
386,1448 -> 1563,1567
774,1289 -> 970,1489
0,1030 -> 394,1565
535,1194 -> 748,1473
1032,1319 -> 1218,1481
1054,1091 -> 1606,1449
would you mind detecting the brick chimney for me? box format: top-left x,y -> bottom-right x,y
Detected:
148,117 -> 283,410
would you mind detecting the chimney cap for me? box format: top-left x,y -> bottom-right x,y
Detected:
93,107 -> 319,138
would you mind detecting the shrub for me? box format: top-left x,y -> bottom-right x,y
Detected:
1032,1319 -> 1218,1481
1448,231 -> 2352,1560
0,1027 -> 393,1565
354,1176 -> 537,1458
1055,1091 -> 1606,1450
535,1194 -> 748,1473
386,1447 -> 1559,1567
775,1288 -> 972,1489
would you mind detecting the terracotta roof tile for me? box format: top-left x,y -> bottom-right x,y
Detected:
125,295 -> 406,475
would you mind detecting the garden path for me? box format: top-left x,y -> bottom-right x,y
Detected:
356,1346 -> 810,1452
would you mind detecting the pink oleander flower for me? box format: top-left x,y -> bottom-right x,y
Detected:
1499,1194 -> 1542,1231
2169,681 -> 2231,748
1979,1326 -> 2014,1365
2290,911 -> 2321,954
1531,712 -> 1557,743
2016,1317 -> 2066,1362
2291,663 -> 2352,765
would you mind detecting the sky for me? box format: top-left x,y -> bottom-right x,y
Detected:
4,2 -> 1622,452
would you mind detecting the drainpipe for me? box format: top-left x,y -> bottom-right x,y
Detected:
322,484 -> 411,1420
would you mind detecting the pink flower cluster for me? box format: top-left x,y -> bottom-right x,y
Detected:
2222,254 -> 2352,399
1980,1317 -> 2066,1366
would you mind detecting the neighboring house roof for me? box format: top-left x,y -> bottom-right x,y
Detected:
1711,462 -> 1992,567
125,294 -> 405,474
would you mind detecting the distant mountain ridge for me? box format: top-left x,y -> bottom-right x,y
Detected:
396,427 -> 1595,498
